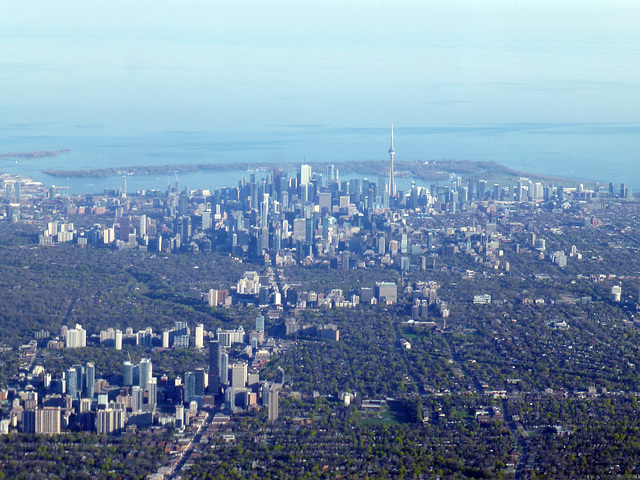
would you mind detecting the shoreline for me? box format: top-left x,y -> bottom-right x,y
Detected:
41,159 -> 599,188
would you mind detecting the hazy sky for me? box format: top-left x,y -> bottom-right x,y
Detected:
1,1 -> 639,135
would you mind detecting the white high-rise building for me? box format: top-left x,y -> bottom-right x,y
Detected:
216,326 -> 245,347
103,227 -> 115,244
115,329 -> 123,350
100,328 -> 116,343
65,324 -> 86,348
612,285 -> 622,302
194,324 -> 204,349
300,164 -> 312,186
208,289 -> 219,307
139,214 -> 147,236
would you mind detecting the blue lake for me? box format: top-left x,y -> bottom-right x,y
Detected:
1,123 -> 638,195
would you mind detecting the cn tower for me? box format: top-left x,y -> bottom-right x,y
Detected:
388,124 -> 396,197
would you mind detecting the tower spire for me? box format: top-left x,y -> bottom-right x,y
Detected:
388,124 -> 396,199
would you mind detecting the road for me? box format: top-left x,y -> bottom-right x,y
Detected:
502,398 -> 528,480
165,409 -> 213,480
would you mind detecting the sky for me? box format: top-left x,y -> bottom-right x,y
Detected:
1,0 -> 639,136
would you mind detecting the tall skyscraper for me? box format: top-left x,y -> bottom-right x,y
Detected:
388,124 -> 396,198
139,214 -> 147,236
231,363 -> 247,389
72,364 -> 85,397
184,371 -> 196,403
194,368 -> 206,397
148,377 -> 157,410
268,387 -> 279,422
131,386 -> 144,412
65,324 -> 86,348
136,328 -> 153,347
174,321 -> 188,336
225,386 -> 236,411
66,367 -> 78,399
376,281 -> 398,304
175,405 -> 184,429
119,216 -> 131,242
84,363 -> 95,399
201,210 -> 212,230
122,361 -> 133,386
260,193 -> 269,228
96,405 -> 126,435
194,324 -> 204,349
300,164 -> 312,186
35,407 -> 61,434
262,384 -> 271,407
220,351 -> 229,385
326,164 -> 338,182
139,358 -> 152,392
209,340 -> 220,392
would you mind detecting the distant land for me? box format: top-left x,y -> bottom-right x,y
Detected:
42,159 -> 594,187
0,149 -> 72,160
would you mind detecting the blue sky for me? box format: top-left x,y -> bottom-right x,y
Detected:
1,1 -> 639,134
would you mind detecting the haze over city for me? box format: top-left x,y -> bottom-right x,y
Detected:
1,1 -> 639,186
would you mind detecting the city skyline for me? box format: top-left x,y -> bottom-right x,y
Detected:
2,155 -> 640,476
1,2 -> 640,477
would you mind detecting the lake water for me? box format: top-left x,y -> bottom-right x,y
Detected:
1,123 -> 638,195
3,2 -> 640,195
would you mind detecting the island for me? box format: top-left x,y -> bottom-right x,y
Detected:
42,159 -> 590,187
0,149 -> 72,160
